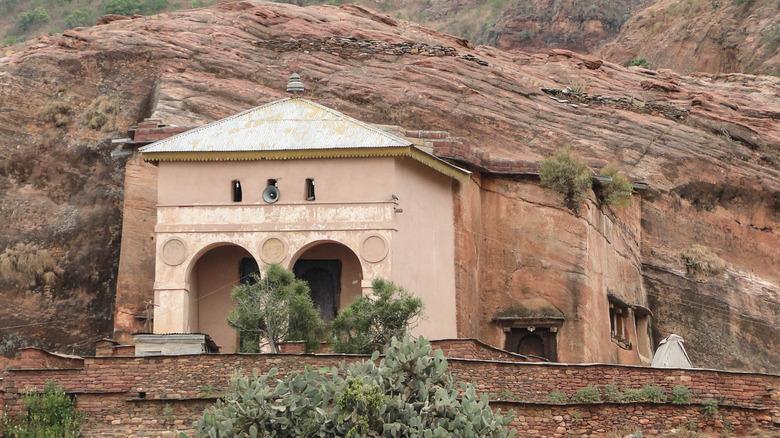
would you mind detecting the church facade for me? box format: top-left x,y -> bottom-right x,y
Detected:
113,86 -> 651,364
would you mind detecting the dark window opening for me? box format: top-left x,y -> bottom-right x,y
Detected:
504,327 -> 557,362
240,258 -> 260,285
609,300 -> 632,349
305,178 -> 315,201
232,180 -> 242,202
267,178 -> 277,187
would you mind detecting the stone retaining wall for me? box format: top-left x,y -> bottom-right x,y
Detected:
1,349 -> 778,437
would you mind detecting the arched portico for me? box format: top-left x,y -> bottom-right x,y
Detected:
289,240 -> 363,321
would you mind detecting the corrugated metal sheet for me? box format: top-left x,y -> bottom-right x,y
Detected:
139,98 -> 412,153
650,334 -> 694,368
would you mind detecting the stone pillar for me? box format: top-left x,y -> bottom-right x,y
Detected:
154,284 -> 191,334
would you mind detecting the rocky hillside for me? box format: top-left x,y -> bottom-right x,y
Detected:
600,0 -> 780,75
0,1 -> 778,371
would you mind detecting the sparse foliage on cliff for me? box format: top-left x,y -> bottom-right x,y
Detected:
331,278 -> 423,354
227,264 -> 324,354
190,334 -> 515,438
1,379 -> 84,438
40,101 -> 71,127
84,94 -> 119,131
597,165 -> 633,208
0,242 -> 62,289
539,147 -> 593,211
682,244 -> 726,277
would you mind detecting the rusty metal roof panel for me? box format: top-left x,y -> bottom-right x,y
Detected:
139,98 -> 412,154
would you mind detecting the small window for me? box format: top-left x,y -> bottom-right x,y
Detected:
267,178 -> 277,187
609,300 -> 632,349
305,178 -> 315,201
232,180 -> 242,202
504,327 -> 557,362
240,258 -> 260,285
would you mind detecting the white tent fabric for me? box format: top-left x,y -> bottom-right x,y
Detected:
650,334 -> 694,368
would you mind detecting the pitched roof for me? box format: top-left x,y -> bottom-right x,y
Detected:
139,97 -> 412,155
650,334 -> 694,369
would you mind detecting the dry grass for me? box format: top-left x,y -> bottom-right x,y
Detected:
682,244 -> 726,277
40,101 -> 72,127
85,94 -> 119,131
0,242 -> 62,286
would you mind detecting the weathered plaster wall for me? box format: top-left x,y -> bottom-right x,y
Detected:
2,349 -> 778,437
392,157 -> 458,339
474,176 -> 646,364
113,153 -> 159,343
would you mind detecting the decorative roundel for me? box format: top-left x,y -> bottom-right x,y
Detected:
360,234 -> 388,263
161,238 -> 188,266
260,237 -> 287,264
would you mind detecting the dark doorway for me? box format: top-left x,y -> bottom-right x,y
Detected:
293,260 -> 341,321
239,257 -> 260,285
505,328 -> 557,361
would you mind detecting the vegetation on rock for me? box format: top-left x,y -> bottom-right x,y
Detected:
597,165 -> 633,208
227,264 -> 324,354
190,334 -> 515,438
682,244 -> 726,277
331,278 -> 423,354
1,379 -> 84,438
539,147 -> 593,211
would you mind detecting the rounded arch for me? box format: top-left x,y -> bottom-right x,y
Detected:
288,240 -> 363,321
186,241 -> 259,353
184,240 -> 257,281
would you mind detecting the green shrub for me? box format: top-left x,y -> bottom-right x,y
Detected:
629,57 -> 650,69
190,334 -> 516,438
602,383 -> 624,402
227,264 -> 324,353
539,146 -> 593,211
15,7 -> 50,32
1,380 -> 84,438
2,36 -> 17,46
571,384 -> 601,403
104,0 -> 140,15
598,165 -> 633,208
546,391 -> 569,403
671,385 -> 692,405
701,398 -> 718,419
682,244 -> 726,277
65,9 -> 93,28
639,383 -> 667,403
621,388 -> 643,402
331,278 -> 423,354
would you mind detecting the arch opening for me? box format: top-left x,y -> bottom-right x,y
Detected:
291,241 -> 363,322
188,243 -> 258,353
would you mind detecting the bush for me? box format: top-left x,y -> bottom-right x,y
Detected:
65,9 -> 93,28
701,398 -> 718,419
103,0 -> 140,15
671,385 -> 692,405
630,57 -> 650,69
571,384 -> 601,403
682,244 -> 726,277
84,94 -> 119,131
331,278 -> 423,354
227,264 -> 324,353
639,383 -> 667,403
621,389 -> 643,402
41,101 -> 71,126
546,391 -> 569,403
15,7 -> 50,32
539,146 -> 593,211
602,383 -> 624,402
190,334 -> 516,438
1,380 -> 84,437
598,165 -> 633,208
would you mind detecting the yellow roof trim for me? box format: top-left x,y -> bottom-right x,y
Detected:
143,146 -> 470,181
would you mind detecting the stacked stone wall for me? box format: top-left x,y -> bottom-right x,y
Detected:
1,351 -> 778,437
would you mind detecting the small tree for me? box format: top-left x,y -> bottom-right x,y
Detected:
597,165 -> 633,208
331,278 -> 423,354
191,334 -> 515,438
227,264 -> 324,353
539,146 -> 593,211
1,380 -> 84,438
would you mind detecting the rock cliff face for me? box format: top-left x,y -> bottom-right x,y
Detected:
0,1 -> 778,371
599,0 -> 780,75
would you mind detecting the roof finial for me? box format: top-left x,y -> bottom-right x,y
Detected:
286,73 -> 304,96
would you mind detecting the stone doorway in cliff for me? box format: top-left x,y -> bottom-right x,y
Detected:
505,327 -> 558,362
291,241 -> 363,322
188,243 -> 258,353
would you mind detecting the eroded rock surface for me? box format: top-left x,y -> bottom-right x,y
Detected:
0,1 -> 777,371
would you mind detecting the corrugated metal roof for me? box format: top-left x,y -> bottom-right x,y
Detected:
139,97 -> 412,154
650,334 -> 694,368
